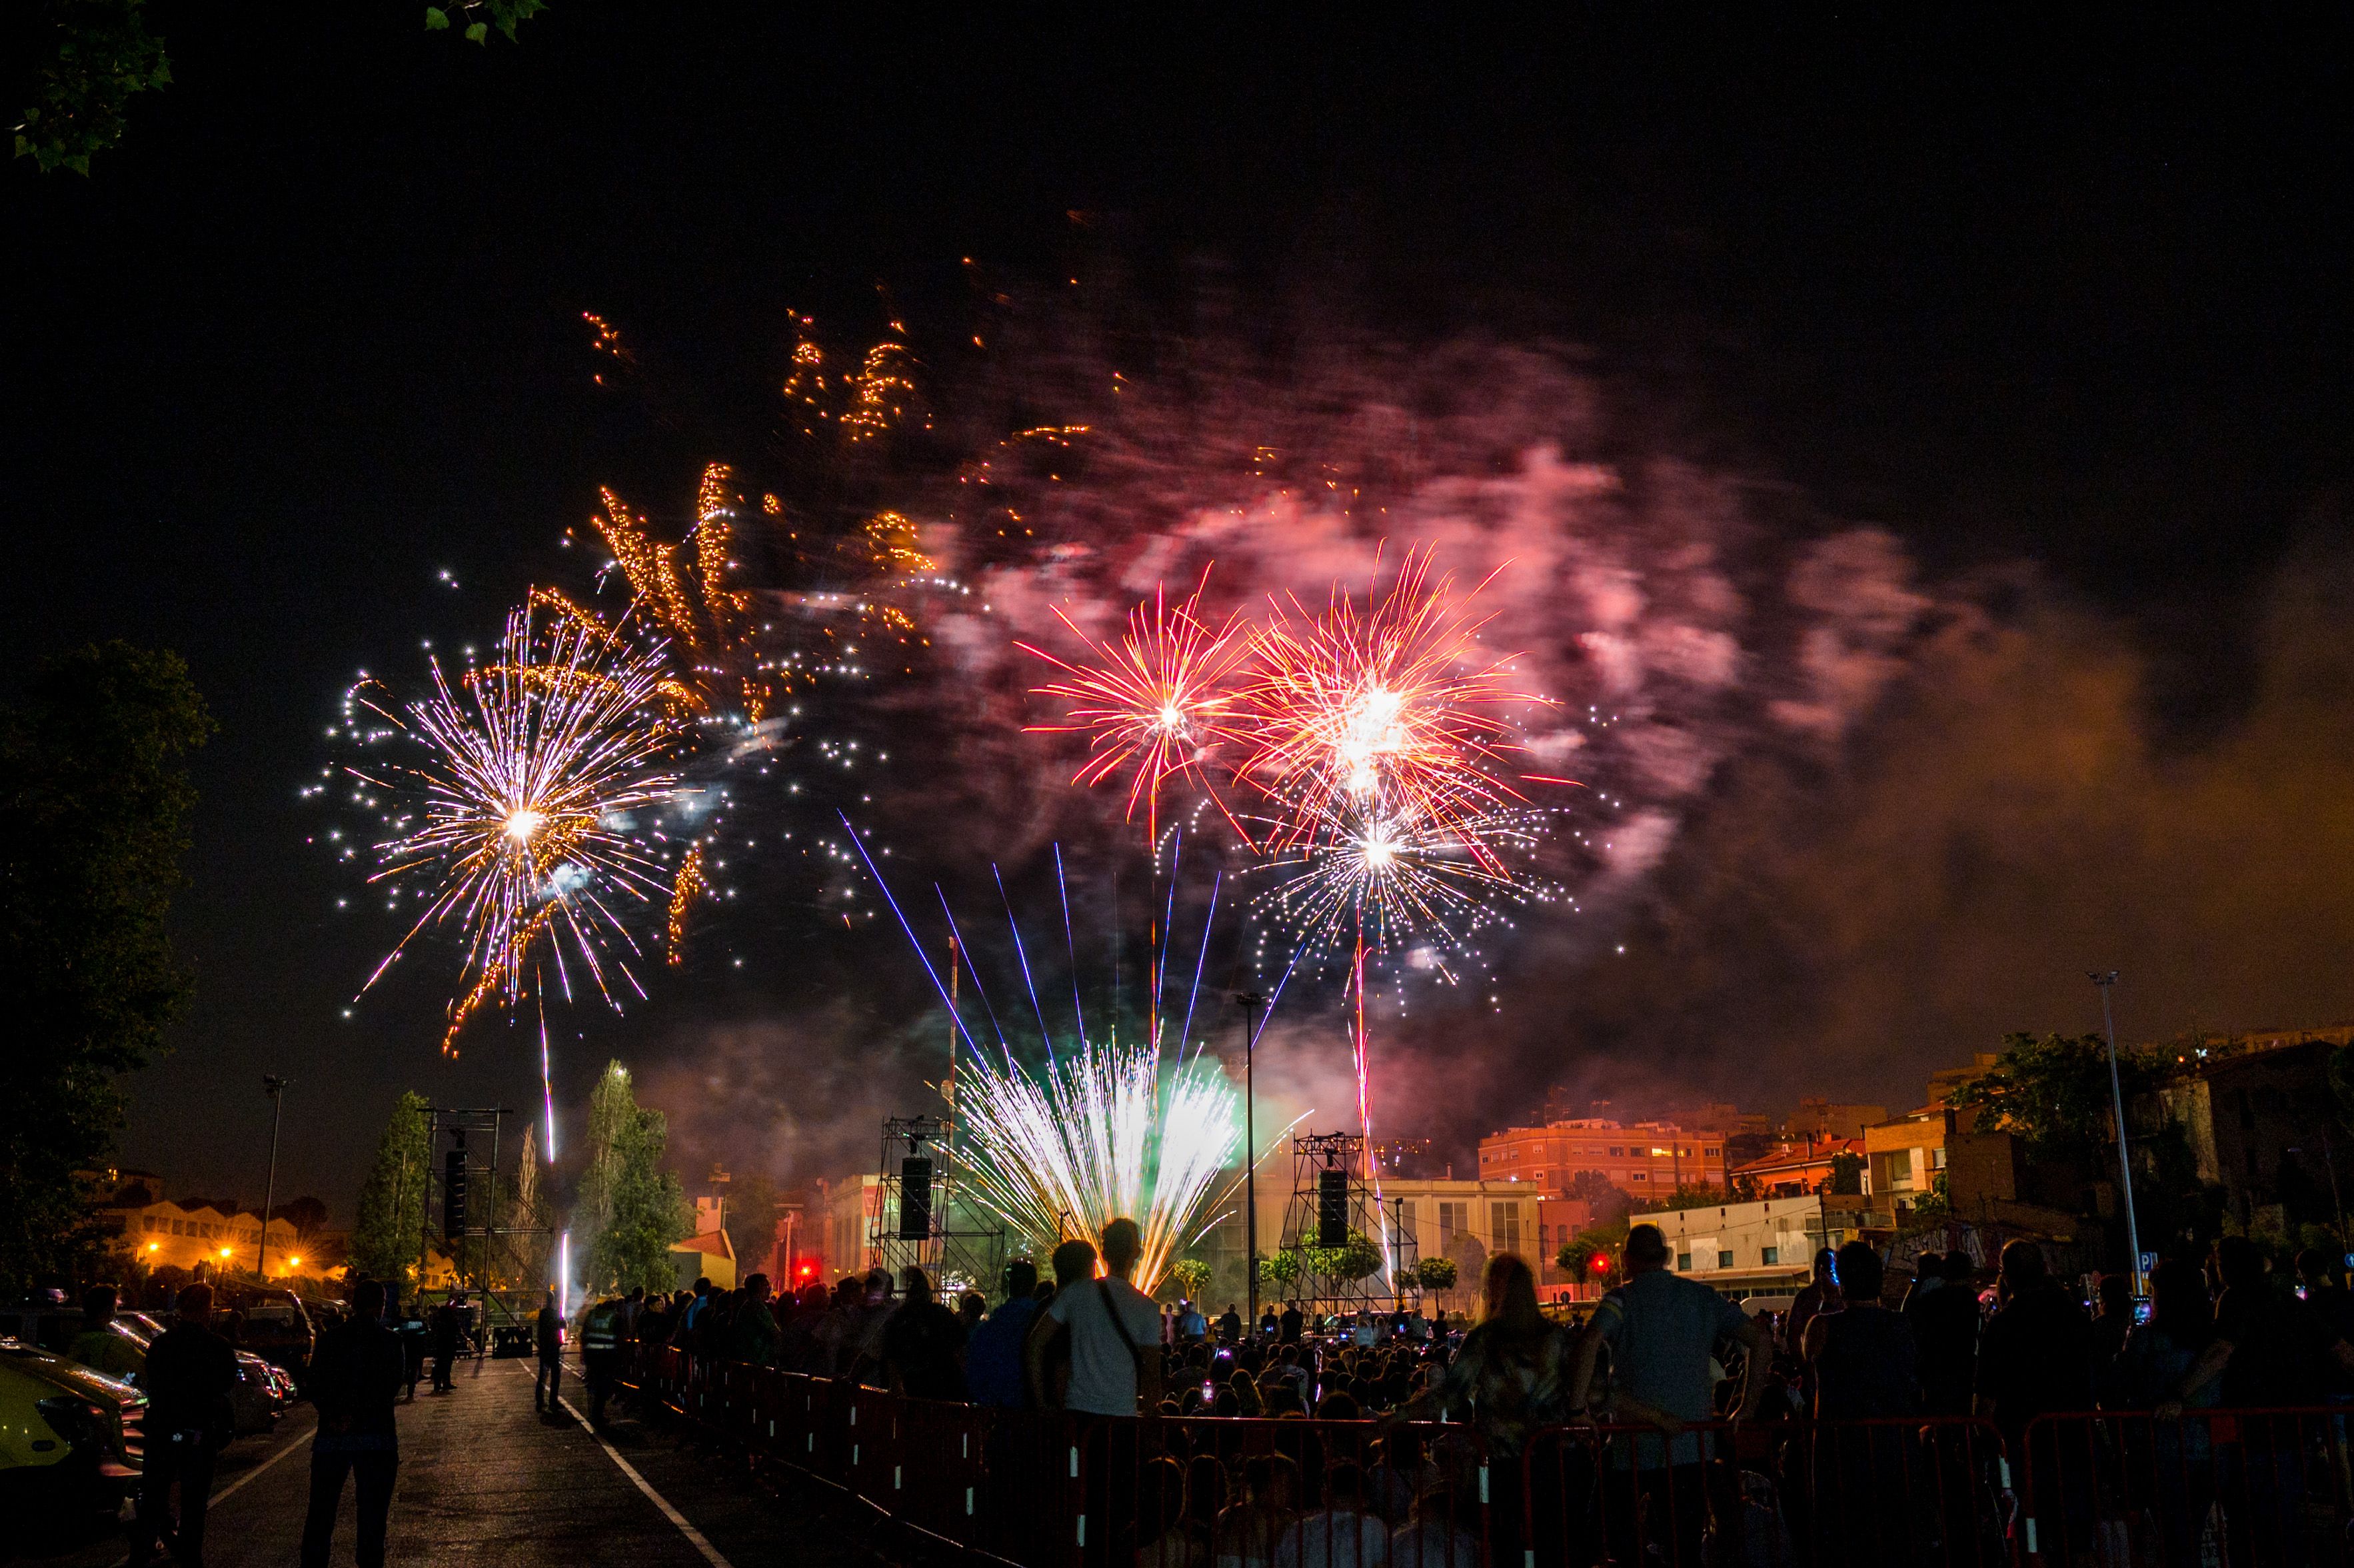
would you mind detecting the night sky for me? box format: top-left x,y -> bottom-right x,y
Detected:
6,7 -> 2350,1221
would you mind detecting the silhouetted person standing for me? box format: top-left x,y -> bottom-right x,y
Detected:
533,1289 -> 564,1415
134,1283 -> 237,1567
1908,1250 -> 1982,1415
429,1295 -> 462,1391
303,1278 -> 405,1568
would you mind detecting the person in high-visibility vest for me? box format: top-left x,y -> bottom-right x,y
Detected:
581,1297 -> 623,1424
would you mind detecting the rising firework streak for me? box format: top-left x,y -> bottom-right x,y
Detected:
839,813 -> 1241,1289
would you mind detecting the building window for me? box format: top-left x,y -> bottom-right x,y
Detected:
1438,1201 -> 1468,1249
1719,1251 -> 1734,1269
1704,1148 -> 1720,1158
1492,1202 -> 1522,1254
1762,1246 -> 1779,1265
1630,1172 -> 1647,1181
1931,1147 -> 1948,1170
1676,1252 -> 1692,1271
1398,1201 -> 1417,1243
1610,1147 -> 1624,1157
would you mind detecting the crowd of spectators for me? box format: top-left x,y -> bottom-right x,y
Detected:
579,1223 -> 2354,1563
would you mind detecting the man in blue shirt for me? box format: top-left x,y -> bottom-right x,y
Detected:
1568,1223 -> 1768,1564
964,1259 -> 1042,1407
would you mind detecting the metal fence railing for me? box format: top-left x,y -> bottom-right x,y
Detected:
614,1345 -> 2354,1568
2017,1407 -> 2354,1565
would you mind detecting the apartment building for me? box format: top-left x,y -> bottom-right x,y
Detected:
1641,1195 -> 1889,1295
1476,1118 -> 1730,1197
114,1199 -> 307,1277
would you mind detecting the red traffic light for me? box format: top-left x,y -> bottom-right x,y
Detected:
1588,1251 -> 1611,1276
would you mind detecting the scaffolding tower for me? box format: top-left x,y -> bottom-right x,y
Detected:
871,1116 -> 1006,1297
410,1106 -> 551,1357
1276,1132 -> 1418,1313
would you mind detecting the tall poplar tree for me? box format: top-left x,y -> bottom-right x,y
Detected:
575,1062 -> 689,1295
350,1092 -> 431,1287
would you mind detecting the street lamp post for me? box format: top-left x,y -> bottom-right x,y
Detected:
1235,990 -> 1266,1329
257,1076 -> 292,1281
2089,973 -> 2145,1291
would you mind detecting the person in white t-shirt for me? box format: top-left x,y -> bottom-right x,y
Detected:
1030,1216 -> 1164,1415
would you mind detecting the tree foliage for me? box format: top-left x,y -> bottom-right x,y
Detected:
12,0 -> 170,175
350,1092 -> 433,1288
1565,1169 -> 1633,1221
1947,1032 -> 2157,1152
14,1 -> 551,177
1562,1215 -> 1630,1283
423,0 -> 548,45
1256,1249 -> 1300,1287
1166,1258 -> 1212,1300
505,1124 -> 553,1290
1827,1151 -> 1865,1195
723,1168 -> 777,1279
1413,1254 -> 1458,1293
576,1062 -> 690,1295
0,642 -> 210,1289
1297,1230 -> 1382,1282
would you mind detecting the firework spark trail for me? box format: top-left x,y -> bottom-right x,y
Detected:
994,863 -> 1060,1068
953,1038 -> 1239,1290
934,883 -> 1013,1057
1056,844 -> 1088,1046
1174,870 -> 1221,1067
348,602 -> 688,1050
1238,548 -> 1544,863
537,1004 -> 558,1160
840,814 -> 1241,1289
1018,568 -> 1250,841
1246,798 -> 1552,976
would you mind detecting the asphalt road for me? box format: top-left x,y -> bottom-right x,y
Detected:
9,1355 -> 886,1568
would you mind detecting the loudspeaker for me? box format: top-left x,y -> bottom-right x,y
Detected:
899,1156 -> 933,1239
443,1147 -> 469,1241
1317,1167 -> 1348,1247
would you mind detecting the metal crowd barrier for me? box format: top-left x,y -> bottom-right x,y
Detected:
618,1345 -> 2354,1567
1516,1414 -> 2012,1566
2017,1407 -> 2354,1565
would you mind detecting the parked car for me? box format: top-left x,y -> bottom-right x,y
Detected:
106,1315 -> 285,1435
14,1307 -> 291,1435
0,1337 -> 144,1525
225,1290 -> 315,1377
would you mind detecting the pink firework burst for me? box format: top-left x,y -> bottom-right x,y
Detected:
1016,568 -> 1251,838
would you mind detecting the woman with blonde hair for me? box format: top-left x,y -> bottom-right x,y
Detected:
1390,1253 -> 1563,1455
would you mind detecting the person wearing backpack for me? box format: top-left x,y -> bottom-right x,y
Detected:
1028,1217 -> 1163,1415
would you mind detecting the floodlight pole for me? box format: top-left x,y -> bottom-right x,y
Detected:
1236,991 -> 1266,1329
257,1076 -> 291,1281
2090,972 -> 2145,1291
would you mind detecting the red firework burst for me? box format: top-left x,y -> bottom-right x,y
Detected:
1236,547 -> 1540,863
1016,568 -> 1250,838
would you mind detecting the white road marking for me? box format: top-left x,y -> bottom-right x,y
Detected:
209,1422 -> 315,1505
103,1421 -> 315,1568
551,1373 -> 735,1568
